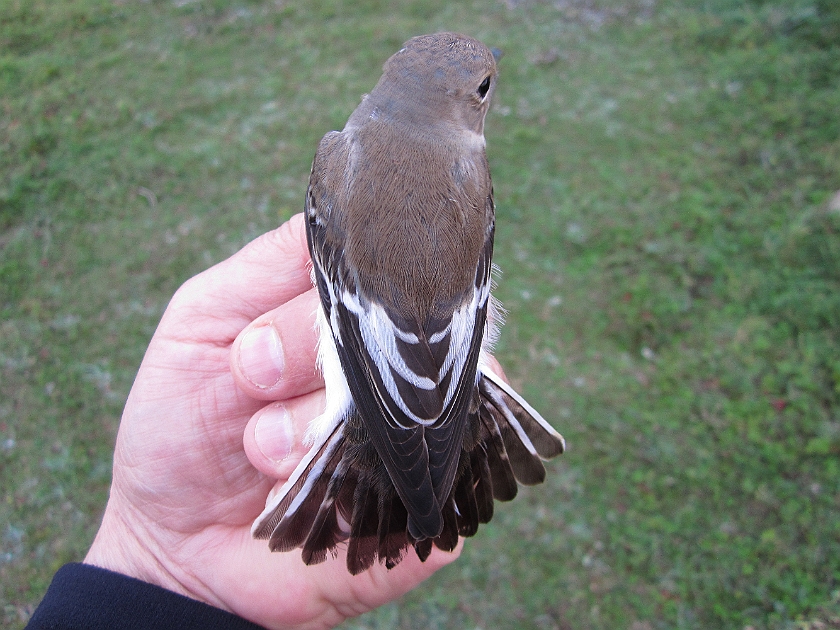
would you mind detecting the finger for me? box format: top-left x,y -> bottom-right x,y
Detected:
243,389 -> 326,480
220,527 -> 462,630
231,288 -> 322,401
163,214 -> 313,343
483,353 -> 507,382
320,539 -> 464,623
358,538 -> 463,596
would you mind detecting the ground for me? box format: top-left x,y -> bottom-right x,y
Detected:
1,1 -> 839,628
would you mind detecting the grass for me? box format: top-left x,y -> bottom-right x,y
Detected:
2,0 -> 839,628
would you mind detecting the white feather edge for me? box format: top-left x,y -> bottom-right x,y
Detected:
478,364 -> 566,453
250,421 -> 344,536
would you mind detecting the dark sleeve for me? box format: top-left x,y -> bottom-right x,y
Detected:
26,563 -> 266,630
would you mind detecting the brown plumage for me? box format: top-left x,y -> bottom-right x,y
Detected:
252,32 -> 565,575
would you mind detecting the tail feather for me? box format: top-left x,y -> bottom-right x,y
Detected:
377,491 -> 409,569
252,369 -> 565,573
300,508 -> 341,566
481,370 -> 566,458
414,538 -> 433,562
479,371 -> 566,486
433,495 -> 460,552
488,400 -> 547,485
479,403 -> 519,501
453,455 -> 480,537
346,472 -> 380,575
471,444 -> 495,523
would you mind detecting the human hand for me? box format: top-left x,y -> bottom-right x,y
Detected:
84,213 -> 460,630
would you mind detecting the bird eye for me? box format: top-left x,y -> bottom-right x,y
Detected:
477,76 -> 491,98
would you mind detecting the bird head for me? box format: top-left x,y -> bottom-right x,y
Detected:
373,32 -> 499,136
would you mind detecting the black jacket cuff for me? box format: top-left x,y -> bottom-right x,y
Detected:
26,563 -> 266,630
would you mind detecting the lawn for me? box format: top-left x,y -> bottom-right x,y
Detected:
2,0 -> 839,628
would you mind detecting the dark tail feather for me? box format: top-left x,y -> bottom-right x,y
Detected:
485,401 -> 547,485
253,370 -> 565,574
453,455 -> 480,537
377,491 -> 409,570
433,495 -> 460,552
413,538 -> 433,562
480,371 -> 566,459
471,444 -> 495,523
479,403 -> 519,500
346,471 -> 380,575
479,370 -> 566,486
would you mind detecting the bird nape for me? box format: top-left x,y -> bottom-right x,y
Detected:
251,32 -> 565,575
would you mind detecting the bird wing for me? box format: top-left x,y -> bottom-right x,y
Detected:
305,131 -> 495,540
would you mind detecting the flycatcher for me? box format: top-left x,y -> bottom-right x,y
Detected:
252,32 -> 565,575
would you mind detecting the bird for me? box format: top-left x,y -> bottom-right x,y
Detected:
252,32 -> 565,575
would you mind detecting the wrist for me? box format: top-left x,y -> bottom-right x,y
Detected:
84,500 -> 219,610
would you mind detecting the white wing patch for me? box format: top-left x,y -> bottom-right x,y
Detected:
342,292 -> 438,427
343,293 -> 437,392
309,225 -> 496,433
442,295 -> 479,404
335,283 -> 490,429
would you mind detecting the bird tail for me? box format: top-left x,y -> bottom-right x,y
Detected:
251,372 -> 565,575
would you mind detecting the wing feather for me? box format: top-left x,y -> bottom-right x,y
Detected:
251,423 -> 345,548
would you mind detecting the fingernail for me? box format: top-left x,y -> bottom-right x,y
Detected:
238,324 -> 284,389
255,405 -> 295,462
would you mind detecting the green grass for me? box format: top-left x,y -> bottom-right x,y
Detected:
2,0 -> 839,628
